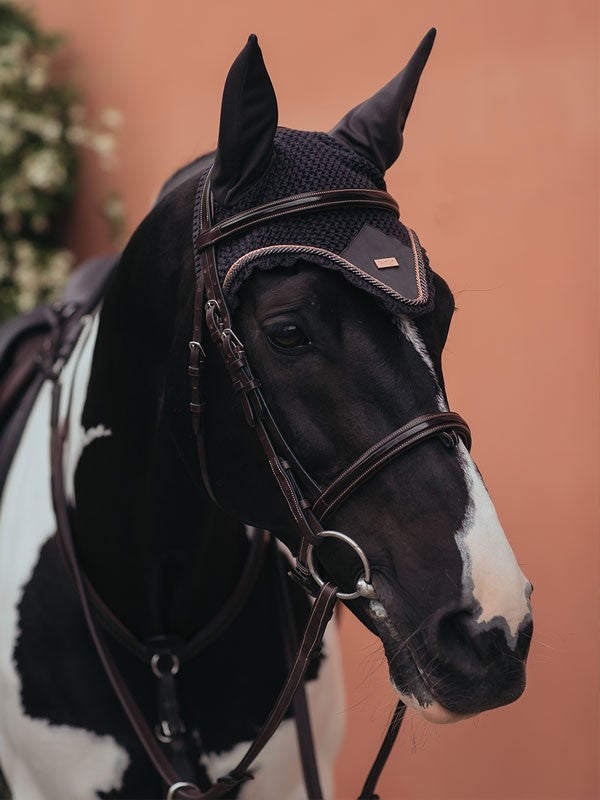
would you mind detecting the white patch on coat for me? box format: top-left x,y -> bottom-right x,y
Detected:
62,314 -> 112,504
454,445 -> 531,645
397,317 -> 447,411
202,622 -> 345,800
0,313 -> 129,798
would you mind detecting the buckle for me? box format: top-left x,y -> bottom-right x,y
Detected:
150,653 -> 180,678
166,781 -> 200,800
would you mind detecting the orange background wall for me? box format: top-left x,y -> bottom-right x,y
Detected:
25,1 -> 599,798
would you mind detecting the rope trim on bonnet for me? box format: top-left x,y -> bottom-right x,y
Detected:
221,232 -> 429,306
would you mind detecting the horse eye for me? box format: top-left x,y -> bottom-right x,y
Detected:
267,323 -> 310,351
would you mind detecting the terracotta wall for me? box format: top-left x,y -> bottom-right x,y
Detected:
26,1 -> 599,798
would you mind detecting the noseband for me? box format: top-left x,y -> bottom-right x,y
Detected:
190,177 -> 471,601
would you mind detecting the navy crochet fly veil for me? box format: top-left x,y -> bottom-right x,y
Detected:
193,30 -> 439,319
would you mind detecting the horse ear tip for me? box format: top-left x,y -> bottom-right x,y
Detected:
247,33 -> 260,48
421,28 -> 437,50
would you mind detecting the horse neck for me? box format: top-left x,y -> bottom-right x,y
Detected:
73,186 -> 249,641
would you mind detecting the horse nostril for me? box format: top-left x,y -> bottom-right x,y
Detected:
436,610 -> 492,677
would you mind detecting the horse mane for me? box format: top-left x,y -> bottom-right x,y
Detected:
153,151 -> 215,207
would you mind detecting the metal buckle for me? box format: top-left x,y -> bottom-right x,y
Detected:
188,340 -> 206,358
221,327 -> 245,359
151,653 -> 180,678
155,719 -> 174,743
306,530 -> 377,600
205,298 -> 224,332
166,781 -> 200,800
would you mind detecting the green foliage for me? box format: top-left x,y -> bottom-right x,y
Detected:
0,1 -> 124,323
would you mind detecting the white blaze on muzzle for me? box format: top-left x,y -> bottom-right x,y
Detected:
454,445 -> 532,647
397,318 -> 532,649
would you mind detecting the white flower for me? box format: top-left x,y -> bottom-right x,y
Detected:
102,193 -> 124,220
39,118 -> 63,143
18,111 -> 43,135
13,261 -> 41,293
22,148 -> 68,191
0,101 -> 17,122
0,63 -> 20,87
90,131 -> 115,158
26,64 -> 48,91
13,240 -> 37,267
0,41 -> 26,67
44,249 -> 73,287
66,124 -> 87,145
16,287 -> 39,312
100,107 -> 123,129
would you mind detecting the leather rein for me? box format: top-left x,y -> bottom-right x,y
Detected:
48,178 -> 471,800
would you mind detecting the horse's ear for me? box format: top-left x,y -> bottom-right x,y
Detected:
329,28 -> 436,173
211,34 -> 278,207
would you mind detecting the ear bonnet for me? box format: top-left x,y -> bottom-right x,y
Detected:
192,31 -> 437,317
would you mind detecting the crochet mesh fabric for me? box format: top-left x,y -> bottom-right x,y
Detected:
194,127 -> 435,317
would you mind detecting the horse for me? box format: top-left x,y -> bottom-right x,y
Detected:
0,29 -> 533,800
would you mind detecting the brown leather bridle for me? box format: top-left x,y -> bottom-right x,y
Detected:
182,177 -> 472,798
47,176 -> 472,800
190,177 -> 471,597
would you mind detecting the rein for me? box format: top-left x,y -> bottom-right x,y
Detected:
47,177 -> 471,800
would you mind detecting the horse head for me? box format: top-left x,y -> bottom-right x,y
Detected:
179,33 -> 533,723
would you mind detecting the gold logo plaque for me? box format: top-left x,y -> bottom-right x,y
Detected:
374,257 -> 399,269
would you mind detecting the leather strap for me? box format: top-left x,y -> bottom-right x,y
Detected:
44,176 -> 472,799
77,528 -> 267,666
197,179 -> 325,556
357,701 -> 406,800
188,177 -> 476,799
313,412 -> 471,521
195,189 -> 399,252
50,377 -> 187,793
199,582 -> 339,799
273,541 -> 324,799
50,360 -> 341,799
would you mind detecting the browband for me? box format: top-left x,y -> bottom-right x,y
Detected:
195,188 -> 399,252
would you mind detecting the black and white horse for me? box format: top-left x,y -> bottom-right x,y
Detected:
0,31 -> 532,800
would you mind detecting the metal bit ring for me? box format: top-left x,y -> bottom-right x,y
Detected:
306,530 -> 377,600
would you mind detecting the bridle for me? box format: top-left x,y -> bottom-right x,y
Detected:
48,175 -> 472,800
190,176 -> 471,601
183,177 -> 472,796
